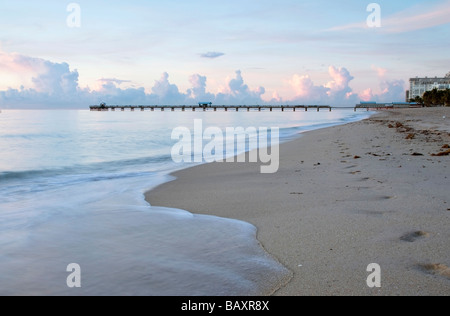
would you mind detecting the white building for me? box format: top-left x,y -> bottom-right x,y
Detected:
407,73 -> 450,100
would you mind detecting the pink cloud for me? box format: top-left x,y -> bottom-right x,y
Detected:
326,66 -> 354,94
0,49 -> 81,95
0,49 -> 45,74
286,66 -> 357,105
271,91 -> 282,102
215,70 -> 266,104
371,65 -> 387,78
282,66 -> 405,105
356,80 -> 406,104
289,74 -> 316,97
360,88 -> 374,102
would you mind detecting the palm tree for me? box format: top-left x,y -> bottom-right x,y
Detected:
418,89 -> 449,107
423,91 -> 432,107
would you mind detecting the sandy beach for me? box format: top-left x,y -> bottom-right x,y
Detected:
146,108 -> 450,296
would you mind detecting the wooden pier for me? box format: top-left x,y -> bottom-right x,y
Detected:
90,103 -> 417,112
90,105 -> 336,112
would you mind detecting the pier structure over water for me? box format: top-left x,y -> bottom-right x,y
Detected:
90,102 -> 423,112
90,104 -> 335,112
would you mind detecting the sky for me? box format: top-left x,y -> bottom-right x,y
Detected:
0,0 -> 449,108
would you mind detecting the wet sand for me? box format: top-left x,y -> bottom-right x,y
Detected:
146,108 -> 450,296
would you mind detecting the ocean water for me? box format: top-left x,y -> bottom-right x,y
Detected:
0,109 -> 371,295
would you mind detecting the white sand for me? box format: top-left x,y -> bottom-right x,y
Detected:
147,108 -> 450,296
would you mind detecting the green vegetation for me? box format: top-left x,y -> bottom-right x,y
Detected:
410,96 -> 424,105
410,89 -> 450,107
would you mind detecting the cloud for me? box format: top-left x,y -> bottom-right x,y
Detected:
285,66 -> 405,106
289,74 -> 329,101
326,66 -> 354,96
287,66 -> 358,106
200,52 -> 225,59
371,65 -> 387,78
355,80 -> 406,103
0,49 -> 407,108
377,80 -> 406,102
0,50 -> 79,95
359,88 -> 374,102
187,74 -> 215,101
215,70 -> 265,104
150,72 -> 186,104
0,50 -> 81,98
31,61 -> 80,96
0,50 -> 46,74
0,49 -> 86,107
93,81 -> 147,105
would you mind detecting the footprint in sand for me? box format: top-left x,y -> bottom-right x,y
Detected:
419,264 -> 450,279
337,195 -> 395,202
352,210 -> 395,218
400,231 -> 429,242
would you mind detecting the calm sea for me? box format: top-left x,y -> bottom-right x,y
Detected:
0,109 -> 371,295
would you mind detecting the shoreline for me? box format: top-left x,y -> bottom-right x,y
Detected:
146,108 -> 450,296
